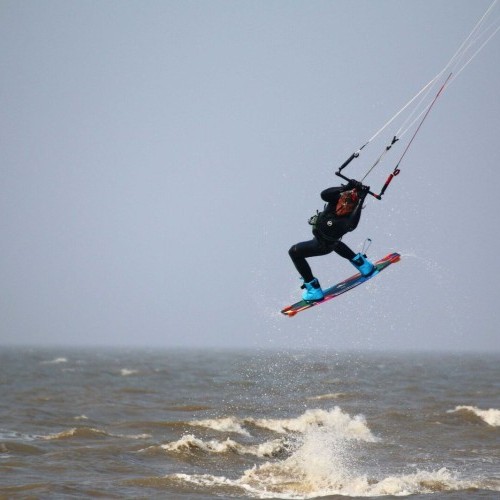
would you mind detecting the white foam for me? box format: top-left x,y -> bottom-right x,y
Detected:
0,430 -> 37,442
449,405 -> 500,426
39,427 -> 108,440
248,407 -> 377,442
188,416 -> 251,436
120,368 -> 139,376
160,434 -> 285,458
169,406 -> 489,497
307,393 -> 346,401
366,468 -> 470,496
42,357 -> 68,364
120,433 -> 151,439
171,465 -> 479,498
39,427 -> 150,440
236,424 -> 360,497
187,407 -> 376,442
172,408 -> 376,497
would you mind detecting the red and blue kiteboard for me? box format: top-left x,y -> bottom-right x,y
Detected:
281,252 -> 400,317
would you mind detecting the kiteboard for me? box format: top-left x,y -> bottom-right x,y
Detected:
281,252 -> 400,317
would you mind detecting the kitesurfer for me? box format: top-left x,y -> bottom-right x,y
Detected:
288,180 -> 375,301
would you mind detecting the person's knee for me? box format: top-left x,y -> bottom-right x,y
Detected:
288,245 -> 297,258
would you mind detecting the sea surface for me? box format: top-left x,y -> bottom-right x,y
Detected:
0,348 -> 499,499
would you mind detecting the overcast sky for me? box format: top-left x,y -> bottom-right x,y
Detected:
1,0 -> 499,351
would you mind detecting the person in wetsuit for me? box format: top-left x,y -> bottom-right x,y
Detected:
289,179 -> 375,301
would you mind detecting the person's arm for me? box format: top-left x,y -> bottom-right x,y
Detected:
321,179 -> 362,202
320,186 -> 344,203
346,188 -> 369,230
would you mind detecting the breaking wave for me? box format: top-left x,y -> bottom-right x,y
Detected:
188,416 -> 251,436
146,434 -> 287,458
39,427 -> 150,440
167,417 -> 482,498
120,368 -> 139,376
40,427 -> 109,440
248,407 -> 377,441
306,392 -> 347,401
448,406 -> 500,426
41,357 -> 68,365
163,406 -> 498,497
171,466 -> 479,498
188,407 -> 376,441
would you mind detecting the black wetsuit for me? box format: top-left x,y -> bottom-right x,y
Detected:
288,184 -> 367,283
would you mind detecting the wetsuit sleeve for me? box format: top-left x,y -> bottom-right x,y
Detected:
320,186 -> 344,203
346,189 -> 369,231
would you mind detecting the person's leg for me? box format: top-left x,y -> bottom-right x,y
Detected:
330,240 -> 356,261
288,238 -> 333,282
351,253 -> 376,276
332,239 -> 375,276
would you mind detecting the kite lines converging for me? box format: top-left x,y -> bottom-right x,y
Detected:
335,0 -> 500,200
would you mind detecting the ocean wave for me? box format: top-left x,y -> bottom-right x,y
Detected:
41,357 -> 68,365
170,466 -> 482,498
0,440 -> 44,456
40,427 -> 109,440
120,368 -> 139,376
156,434 -> 287,458
188,407 -> 376,442
167,407 -> 492,497
188,416 -> 251,436
166,405 -> 211,412
73,415 -> 89,421
448,406 -> 500,426
248,407 -> 377,442
39,427 -> 150,440
0,430 -> 37,442
306,393 -> 347,401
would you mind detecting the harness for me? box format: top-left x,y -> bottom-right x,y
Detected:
309,194 -> 363,243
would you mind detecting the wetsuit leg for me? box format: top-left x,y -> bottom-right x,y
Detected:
330,240 -> 356,261
288,238 -> 334,282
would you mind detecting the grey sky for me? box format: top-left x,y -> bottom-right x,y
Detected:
1,0 -> 499,351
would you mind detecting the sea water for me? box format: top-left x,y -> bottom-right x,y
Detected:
0,348 -> 499,499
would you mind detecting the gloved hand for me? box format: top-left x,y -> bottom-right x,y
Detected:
348,179 -> 364,190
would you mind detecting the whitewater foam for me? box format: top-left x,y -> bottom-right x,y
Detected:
172,465 -> 479,498
188,416 -> 251,436
39,427 -> 150,440
248,407 -> 377,442
187,407 -> 376,442
173,407 -> 387,497
307,393 -> 347,401
159,434 -> 286,458
120,368 -> 139,376
169,405 -> 488,497
449,405 -> 500,426
40,427 -> 109,440
42,357 -> 68,365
